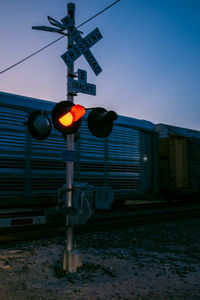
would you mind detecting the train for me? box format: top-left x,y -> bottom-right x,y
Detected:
1,91 -> 200,213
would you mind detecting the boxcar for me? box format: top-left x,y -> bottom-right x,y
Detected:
156,123 -> 200,199
0,92 -> 158,208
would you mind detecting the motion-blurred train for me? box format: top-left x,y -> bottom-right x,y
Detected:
1,91 -> 200,211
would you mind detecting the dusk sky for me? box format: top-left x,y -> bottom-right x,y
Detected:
1,0 -> 200,130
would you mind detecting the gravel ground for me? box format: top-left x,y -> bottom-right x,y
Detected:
0,217 -> 200,299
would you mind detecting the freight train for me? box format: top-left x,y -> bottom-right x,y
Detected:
1,91 -> 200,212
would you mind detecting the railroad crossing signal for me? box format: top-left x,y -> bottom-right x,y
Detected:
31,2 -> 119,274
51,101 -> 86,136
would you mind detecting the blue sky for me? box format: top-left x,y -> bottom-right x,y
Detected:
0,0 -> 200,130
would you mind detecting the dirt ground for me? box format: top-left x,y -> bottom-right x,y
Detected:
0,217 -> 200,299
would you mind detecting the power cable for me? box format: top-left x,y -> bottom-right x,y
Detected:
0,0 -> 120,75
77,0 -> 120,28
0,37 -> 63,75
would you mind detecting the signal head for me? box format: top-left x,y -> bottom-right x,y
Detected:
87,107 -> 118,138
27,110 -> 51,140
51,101 -> 85,136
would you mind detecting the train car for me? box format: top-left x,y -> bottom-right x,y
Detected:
156,123 -> 200,200
0,91 -> 158,209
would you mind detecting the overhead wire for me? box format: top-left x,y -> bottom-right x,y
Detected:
0,37 -> 64,75
0,0 -> 120,75
76,0 -> 120,28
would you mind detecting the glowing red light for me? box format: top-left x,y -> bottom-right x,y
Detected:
71,105 -> 86,121
59,112 -> 74,126
58,104 -> 85,127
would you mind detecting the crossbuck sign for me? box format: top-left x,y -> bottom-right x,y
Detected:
61,27 -> 103,76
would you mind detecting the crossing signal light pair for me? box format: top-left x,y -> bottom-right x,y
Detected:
27,101 -> 117,140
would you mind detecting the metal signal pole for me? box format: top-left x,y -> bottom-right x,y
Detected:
30,0 -> 119,275
63,2 -> 76,273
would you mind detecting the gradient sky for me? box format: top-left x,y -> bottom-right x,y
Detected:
1,0 -> 200,130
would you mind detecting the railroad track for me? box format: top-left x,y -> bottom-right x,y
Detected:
1,203 -> 200,242
84,204 -> 200,230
